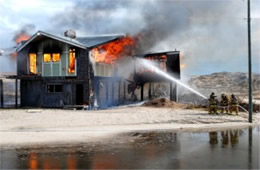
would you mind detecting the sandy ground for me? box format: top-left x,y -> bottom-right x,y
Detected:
0,106 -> 259,149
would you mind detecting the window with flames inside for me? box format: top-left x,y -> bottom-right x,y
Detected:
137,55 -> 167,74
43,53 -> 61,63
29,53 -> 37,74
27,41 -> 77,76
68,49 -> 76,74
90,50 -> 116,77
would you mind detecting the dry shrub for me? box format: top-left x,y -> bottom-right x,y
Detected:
143,98 -> 203,109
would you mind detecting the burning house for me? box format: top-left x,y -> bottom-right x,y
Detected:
14,30 -> 180,108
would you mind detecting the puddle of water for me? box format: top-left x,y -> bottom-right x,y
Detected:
0,127 -> 259,169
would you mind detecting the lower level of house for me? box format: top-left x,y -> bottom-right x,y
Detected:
20,78 -> 89,107
19,77 -> 178,108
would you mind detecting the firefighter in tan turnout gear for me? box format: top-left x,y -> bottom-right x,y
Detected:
208,92 -> 218,114
220,93 -> 229,114
230,94 -> 239,115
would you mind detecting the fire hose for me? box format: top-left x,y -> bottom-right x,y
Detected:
237,105 -> 249,113
207,98 -> 249,113
216,105 -> 249,114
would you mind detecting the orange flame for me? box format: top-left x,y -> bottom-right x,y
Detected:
92,35 -> 136,64
68,49 -> 76,73
11,52 -> 17,59
29,53 -> 37,74
180,53 -> 185,69
16,33 -> 30,44
10,33 -> 31,59
180,53 -> 184,59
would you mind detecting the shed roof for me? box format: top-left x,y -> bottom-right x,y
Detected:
17,30 -> 123,52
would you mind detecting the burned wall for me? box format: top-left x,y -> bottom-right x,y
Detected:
94,77 -> 124,108
17,37 -> 93,107
20,80 -> 42,107
166,52 -> 180,79
20,78 -> 89,107
17,46 -> 30,76
17,38 -> 84,77
76,49 -> 90,104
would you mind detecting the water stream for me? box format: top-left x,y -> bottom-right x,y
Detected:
137,58 -> 207,99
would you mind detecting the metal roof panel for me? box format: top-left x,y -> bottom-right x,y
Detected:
76,35 -> 124,48
17,31 -> 124,52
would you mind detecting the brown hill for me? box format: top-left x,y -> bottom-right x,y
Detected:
188,72 -> 260,99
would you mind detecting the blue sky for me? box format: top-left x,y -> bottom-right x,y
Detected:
0,0 -> 259,75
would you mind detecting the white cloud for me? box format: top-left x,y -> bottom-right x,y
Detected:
0,16 -> 19,30
0,0 -> 76,47
0,0 -> 73,13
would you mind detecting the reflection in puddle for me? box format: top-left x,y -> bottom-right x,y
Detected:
1,127 -> 259,169
209,129 -> 240,147
29,152 -> 38,170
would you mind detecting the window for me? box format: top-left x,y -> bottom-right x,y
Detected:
43,53 -> 60,62
55,85 -> 63,92
68,49 -> 76,73
46,84 -> 63,93
52,53 -> 60,62
29,53 -> 37,74
141,55 -> 167,73
43,53 -> 51,62
95,63 -> 115,77
47,84 -> 54,93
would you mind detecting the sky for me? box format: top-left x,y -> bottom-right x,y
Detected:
0,0 -> 259,76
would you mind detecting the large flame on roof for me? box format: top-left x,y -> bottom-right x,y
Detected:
92,35 -> 136,64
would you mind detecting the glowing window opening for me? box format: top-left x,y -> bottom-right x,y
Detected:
68,49 -> 76,73
29,53 -> 37,74
52,53 -> 60,62
43,53 -> 61,62
43,53 -> 51,62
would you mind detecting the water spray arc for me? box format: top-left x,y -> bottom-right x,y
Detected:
137,58 -> 207,99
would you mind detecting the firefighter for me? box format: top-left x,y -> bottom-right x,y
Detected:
220,93 -> 229,114
89,91 -> 94,110
230,94 -> 239,115
128,81 -> 137,101
210,92 -> 215,100
208,93 -> 218,114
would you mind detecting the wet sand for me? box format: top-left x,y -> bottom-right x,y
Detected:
0,107 -> 259,149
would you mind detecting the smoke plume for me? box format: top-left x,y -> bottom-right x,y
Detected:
51,0 -> 258,75
2,0 -> 258,74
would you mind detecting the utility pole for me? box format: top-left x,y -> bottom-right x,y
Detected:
247,0 -> 253,123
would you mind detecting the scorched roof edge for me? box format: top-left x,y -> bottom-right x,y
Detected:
17,31 -> 88,52
16,31 -> 124,52
134,51 -> 180,58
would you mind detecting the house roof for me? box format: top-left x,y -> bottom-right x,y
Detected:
134,51 -> 180,58
17,30 -> 124,52
76,35 -> 124,49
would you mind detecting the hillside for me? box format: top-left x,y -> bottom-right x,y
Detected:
188,72 -> 260,98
